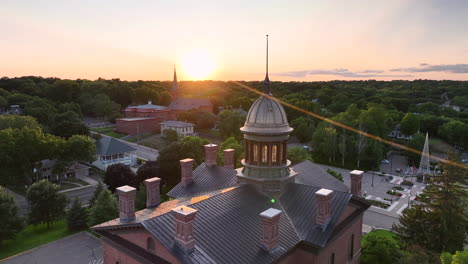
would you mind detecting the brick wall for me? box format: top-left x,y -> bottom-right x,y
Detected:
116,118 -> 162,135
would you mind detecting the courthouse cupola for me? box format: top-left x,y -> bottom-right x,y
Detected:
236,35 -> 297,194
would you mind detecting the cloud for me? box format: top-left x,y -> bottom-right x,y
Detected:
274,68 -> 413,78
390,64 -> 468,73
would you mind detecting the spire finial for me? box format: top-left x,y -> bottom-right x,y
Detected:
264,34 -> 271,95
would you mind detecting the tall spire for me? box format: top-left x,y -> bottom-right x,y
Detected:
172,65 -> 179,99
263,34 -> 271,95
418,132 -> 431,181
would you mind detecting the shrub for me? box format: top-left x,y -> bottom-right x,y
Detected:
366,199 -> 390,209
401,180 -> 414,186
393,186 -> 404,191
326,168 -> 344,182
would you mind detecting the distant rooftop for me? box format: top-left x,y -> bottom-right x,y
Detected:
96,137 -> 136,156
160,120 -> 194,128
118,117 -> 158,121
126,101 -> 168,111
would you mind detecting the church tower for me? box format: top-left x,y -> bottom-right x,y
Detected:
171,66 -> 179,100
236,35 -> 297,195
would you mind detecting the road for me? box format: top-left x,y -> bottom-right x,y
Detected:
1,231 -> 102,264
64,185 -> 98,205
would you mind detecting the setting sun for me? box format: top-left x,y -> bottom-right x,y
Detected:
181,51 -> 215,80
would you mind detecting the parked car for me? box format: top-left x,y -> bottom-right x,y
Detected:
381,159 -> 390,164
395,168 -> 402,173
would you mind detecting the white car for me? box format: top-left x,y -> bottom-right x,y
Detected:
381,159 -> 390,164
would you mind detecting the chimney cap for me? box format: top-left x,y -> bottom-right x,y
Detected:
260,208 -> 282,219
315,188 -> 333,197
205,143 -> 218,147
116,185 -> 136,193
180,158 -> 194,163
172,206 -> 198,216
144,177 -> 161,184
224,148 -> 235,152
350,170 -> 364,176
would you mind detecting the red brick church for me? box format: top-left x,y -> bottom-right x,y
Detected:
116,68 -> 213,135
92,39 -> 370,264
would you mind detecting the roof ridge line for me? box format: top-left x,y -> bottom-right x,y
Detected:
277,200 -> 302,241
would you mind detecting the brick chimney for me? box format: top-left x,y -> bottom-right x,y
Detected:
223,149 -> 235,169
171,206 -> 198,252
144,177 -> 161,208
116,185 -> 137,223
315,188 -> 333,227
204,143 -> 219,167
180,158 -> 194,185
260,208 -> 282,250
350,170 -> 364,196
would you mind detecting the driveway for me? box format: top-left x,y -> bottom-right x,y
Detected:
1,232 -> 102,264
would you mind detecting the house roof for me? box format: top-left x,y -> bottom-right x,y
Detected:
160,120 -> 194,128
167,160 -> 349,199
167,163 -> 238,199
95,137 -> 136,156
169,98 -> 212,111
293,160 -> 350,192
126,103 -> 168,111
118,117 -> 159,122
142,183 -> 355,264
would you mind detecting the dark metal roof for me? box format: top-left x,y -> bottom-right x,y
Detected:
143,183 -> 353,264
95,136 -> 136,156
293,160 -> 350,192
167,163 -> 238,199
169,98 -> 212,111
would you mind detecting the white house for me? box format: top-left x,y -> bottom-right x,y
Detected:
160,120 -> 194,137
93,137 -> 137,170
388,124 -> 413,140
35,159 -> 90,181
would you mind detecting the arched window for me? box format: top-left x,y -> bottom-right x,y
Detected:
147,237 -> 155,252
261,145 -> 268,163
253,144 -> 258,162
272,145 -> 278,163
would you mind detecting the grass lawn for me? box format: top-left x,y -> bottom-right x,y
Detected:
0,220 -> 76,260
4,184 -> 28,196
361,229 -> 400,247
91,126 -> 126,138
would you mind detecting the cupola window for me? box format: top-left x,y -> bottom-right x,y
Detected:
253,144 -> 258,162
272,145 -> 277,163
261,145 -> 268,163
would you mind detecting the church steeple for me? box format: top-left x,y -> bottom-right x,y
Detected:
172,65 -> 179,99
263,34 -> 271,95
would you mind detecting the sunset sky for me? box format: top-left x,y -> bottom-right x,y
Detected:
2,0 -> 468,81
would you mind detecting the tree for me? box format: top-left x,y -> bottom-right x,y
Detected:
51,111 -> 89,139
26,180 -> 68,228
66,198 -> 89,231
393,154 -> 467,253
399,244 -> 440,264
440,249 -> 468,264
47,80 -> 80,102
89,182 -> 104,207
217,137 -> 243,167
179,136 -> 210,166
287,147 -> 310,164
218,110 -> 244,140
157,142 -> 184,186
0,115 -> 41,130
290,117 -> 315,143
400,113 -> 420,136
135,183 -> 147,211
103,163 -> 138,193
89,189 -> 118,226
177,110 -> 216,129
405,133 -> 426,165
0,187 -> 24,242
163,129 -> 178,143
361,235 -> 401,264
439,120 -> 468,148
312,124 -> 337,163
136,160 -> 159,185
63,135 -> 96,163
